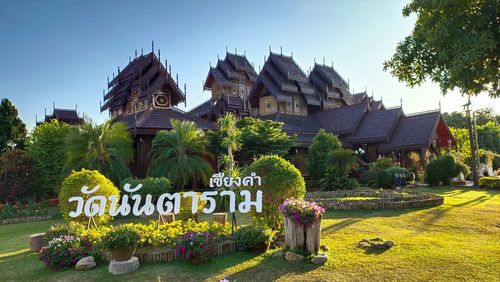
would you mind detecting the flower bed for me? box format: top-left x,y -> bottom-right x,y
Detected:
39,235 -> 93,271
306,189 -> 443,210
0,201 -> 50,224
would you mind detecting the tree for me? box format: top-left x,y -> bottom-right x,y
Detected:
0,99 -> 27,150
26,120 -> 71,195
149,119 -> 213,190
477,121 -> 500,153
305,129 -> 342,188
443,112 -> 467,129
320,149 -> 359,190
449,127 -> 471,163
443,108 -> 499,129
0,148 -> 40,202
207,117 -> 296,165
474,108 -> 498,126
64,120 -> 133,187
384,0 -> 499,97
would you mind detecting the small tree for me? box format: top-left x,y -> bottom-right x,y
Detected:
320,149 -> 359,190
26,120 -> 71,196
305,129 -> 342,188
0,99 -> 27,150
0,148 -> 40,202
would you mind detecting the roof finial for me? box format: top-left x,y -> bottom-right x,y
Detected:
314,58 -> 316,64
291,51 -> 293,58
35,114 -> 37,124
184,83 -> 187,107
264,55 -> 266,63
235,48 -> 237,54
158,49 -> 160,61
323,57 -> 325,65
269,45 -> 271,53
141,48 -> 143,55
135,49 -> 137,58
75,104 -> 78,111
280,46 -> 282,55
225,46 -> 228,53
102,89 -> 105,100
209,61 -> 211,67
44,108 -> 46,116
176,73 -> 179,85
118,66 -> 120,73
365,85 -> 367,92
258,65 -> 261,72
152,41 -> 154,53
53,102 -> 55,111
400,98 -> 403,107
217,54 -> 219,60
348,78 -> 350,88
169,65 -> 171,74
439,101 -> 441,111
112,72 -> 115,79
165,59 -> 167,70
244,50 -> 246,56
107,76 -> 109,86
129,56 -> 131,62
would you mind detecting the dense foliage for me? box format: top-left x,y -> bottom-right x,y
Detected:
64,120 -> 133,186
102,225 -> 139,250
320,149 -> 359,190
207,117 -> 296,165
384,0 -> 499,97
444,108 -> 500,129
305,129 -> 342,188
479,177 -> 500,190
121,177 -> 172,196
0,148 -> 40,202
59,169 -> 120,225
244,155 -> 305,231
26,120 -> 71,196
233,225 -> 275,251
279,198 -> 325,227
0,98 -> 27,150
39,235 -> 93,271
0,201 -> 48,219
149,119 -> 213,190
377,170 -> 393,189
425,155 -> 459,185
46,222 -> 86,242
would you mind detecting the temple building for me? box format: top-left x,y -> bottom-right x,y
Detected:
191,51 -> 454,175
101,50 -> 215,177
37,106 -> 83,126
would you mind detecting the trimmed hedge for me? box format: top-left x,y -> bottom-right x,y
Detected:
121,177 -> 172,196
426,155 -> 458,185
479,177 -> 500,190
377,170 -> 392,188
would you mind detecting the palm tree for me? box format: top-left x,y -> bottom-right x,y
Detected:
148,119 -> 213,190
64,120 -> 134,185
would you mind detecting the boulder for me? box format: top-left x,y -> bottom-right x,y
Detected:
75,256 -> 96,271
311,253 -> 328,265
29,233 -> 46,252
108,256 -> 139,275
285,251 -> 304,262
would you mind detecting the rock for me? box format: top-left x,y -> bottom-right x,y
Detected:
357,241 -> 371,248
285,251 -> 304,262
383,240 -> 394,248
311,253 -> 328,265
75,256 -> 96,271
320,245 -> 329,252
29,233 -> 46,252
108,256 -> 139,275
273,250 -> 285,258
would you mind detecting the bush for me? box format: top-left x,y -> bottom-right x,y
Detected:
244,155 -> 305,231
46,222 -> 85,242
385,166 -> 412,179
479,177 -> 500,190
59,169 -> 120,225
175,231 -> 214,259
320,149 -> 359,190
455,161 -> 471,179
0,148 -> 40,202
425,155 -> 458,185
305,129 -> 342,188
121,177 -> 172,197
39,235 -> 93,271
102,225 -> 139,250
359,169 -> 379,187
369,157 -> 393,171
233,225 -> 276,251
377,170 -> 392,188
478,149 -> 494,166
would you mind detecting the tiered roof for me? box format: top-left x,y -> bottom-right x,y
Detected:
204,52 -> 257,89
309,64 -> 351,104
101,52 -> 185,112
40,108 -> 83,125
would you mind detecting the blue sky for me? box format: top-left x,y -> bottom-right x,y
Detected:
1,0 -> 498,130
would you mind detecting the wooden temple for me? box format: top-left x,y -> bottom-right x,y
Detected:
37,105 -> 83,126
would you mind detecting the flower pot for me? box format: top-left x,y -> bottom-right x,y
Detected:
251,241 -> 270,254
111,243 -> 137,261
188,248 -> 212,265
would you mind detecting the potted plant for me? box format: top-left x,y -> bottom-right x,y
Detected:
102,225 -> 139,261
175,231 -> 214,264
279,198 -> 325,254
233,226 -> 276,253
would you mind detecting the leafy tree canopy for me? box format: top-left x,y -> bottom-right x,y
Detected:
443,108 -> 499,128
384,0 -> 499,97
0,99 -> 27,150
305,129 -> 342,187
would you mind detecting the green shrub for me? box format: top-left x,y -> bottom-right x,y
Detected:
244,155 -> 305,231
369,157 -> 393,171
455,162 -> 471,179
479,177 -> 500,190
377,170 -> 392,188
121,177 -> 172,196
305,129 -> 342,188
359,169 -> 379,187
320,149 -> 359,190
59,169 -> 120,225
385,166 -> 412,179
425,155 -> 458,185
478,149 -> 494,166
233,225 -> 276,251
102,224 -> 140,250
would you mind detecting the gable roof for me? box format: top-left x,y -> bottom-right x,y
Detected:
309,64 -> 351,99
204,53 -> 257,89
248,53 -> 321,107
188,99 -> 212,117
312,101 -> 369,135
346,107 -> 402,143
101,52 -> 185,112
260,113 -> 321,147
378,111 -> 442,153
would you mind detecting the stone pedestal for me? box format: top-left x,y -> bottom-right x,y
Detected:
108,256 -> 139,275
29,233 -> 46,252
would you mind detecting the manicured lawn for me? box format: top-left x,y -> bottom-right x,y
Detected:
1,186 -> 499,281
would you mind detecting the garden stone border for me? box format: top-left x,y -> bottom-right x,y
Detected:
102,240 -> 237,263
306,190 -> 443,210
0,215 -> 52,225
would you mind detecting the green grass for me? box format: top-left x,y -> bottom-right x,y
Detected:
1,186 -> 499,281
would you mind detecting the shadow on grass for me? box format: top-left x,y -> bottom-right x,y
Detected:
225,252 -> 321,281
363,247 -> 390,255
322,218 -> 363,234
0,249 -> 32,264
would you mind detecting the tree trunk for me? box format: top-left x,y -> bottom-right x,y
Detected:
466,109 -> 479,187
305,216 -> 321,254
284,216 -> 321,253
